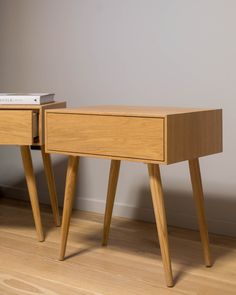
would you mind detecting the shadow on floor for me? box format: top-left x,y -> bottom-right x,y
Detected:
1,152 -> 236,286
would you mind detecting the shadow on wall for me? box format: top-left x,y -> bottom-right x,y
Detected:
0,156 -> 236,238
0,156 -> 68,206
127,185 -> 236,237
0,154 -> 91,210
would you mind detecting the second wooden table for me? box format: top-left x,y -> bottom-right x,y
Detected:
0,101 -> 66,241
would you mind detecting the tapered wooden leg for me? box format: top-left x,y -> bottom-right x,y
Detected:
20,146 -> 44,242
102,160 -> 121,246
41,146 -> 60,226
59,156 -> 79,261
148,163 -> 173,287
189,158 -> 212,267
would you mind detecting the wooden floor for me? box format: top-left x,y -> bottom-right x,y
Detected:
0,198 -> 236,295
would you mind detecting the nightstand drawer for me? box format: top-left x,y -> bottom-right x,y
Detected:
0,110 -> 38,145
46,113 -> 164,161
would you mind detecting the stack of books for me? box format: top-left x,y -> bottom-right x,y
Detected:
0,93 -> 55,105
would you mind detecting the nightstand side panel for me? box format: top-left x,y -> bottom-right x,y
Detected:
166,109 -> 222,164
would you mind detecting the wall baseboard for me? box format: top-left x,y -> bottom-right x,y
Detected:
1,185 -> 235,237
74,197 -> 236,237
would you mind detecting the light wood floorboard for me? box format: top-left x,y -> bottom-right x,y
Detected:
0,197 -> 236,295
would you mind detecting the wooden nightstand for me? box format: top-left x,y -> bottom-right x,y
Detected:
0,101 -> 66,242
45,106 -> 222,287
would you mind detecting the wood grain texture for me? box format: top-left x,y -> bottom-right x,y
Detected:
46,114 -> 164,161
60,156 -> 79,261
189,158 -> 212,267
41,146 -> 60,226
45,106 -> 222,164
148,164 -> 173,287
102,160 -> 121,246
0,110 -> 34,145
166,109 -> 222,164
1,198 -> 236,295
20,146 -> 44,242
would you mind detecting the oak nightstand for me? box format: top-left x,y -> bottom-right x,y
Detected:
45,106 -> 222,287
0,101 -> 66,242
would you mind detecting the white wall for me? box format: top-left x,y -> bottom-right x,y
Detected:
0,0 -> 235,236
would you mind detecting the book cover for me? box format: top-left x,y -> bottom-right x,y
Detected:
0,93 -> 55,105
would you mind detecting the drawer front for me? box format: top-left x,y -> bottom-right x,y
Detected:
46,113 -> 164,161
0,110 -> 35,145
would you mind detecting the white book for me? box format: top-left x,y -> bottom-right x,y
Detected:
0,93 -> 55,105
